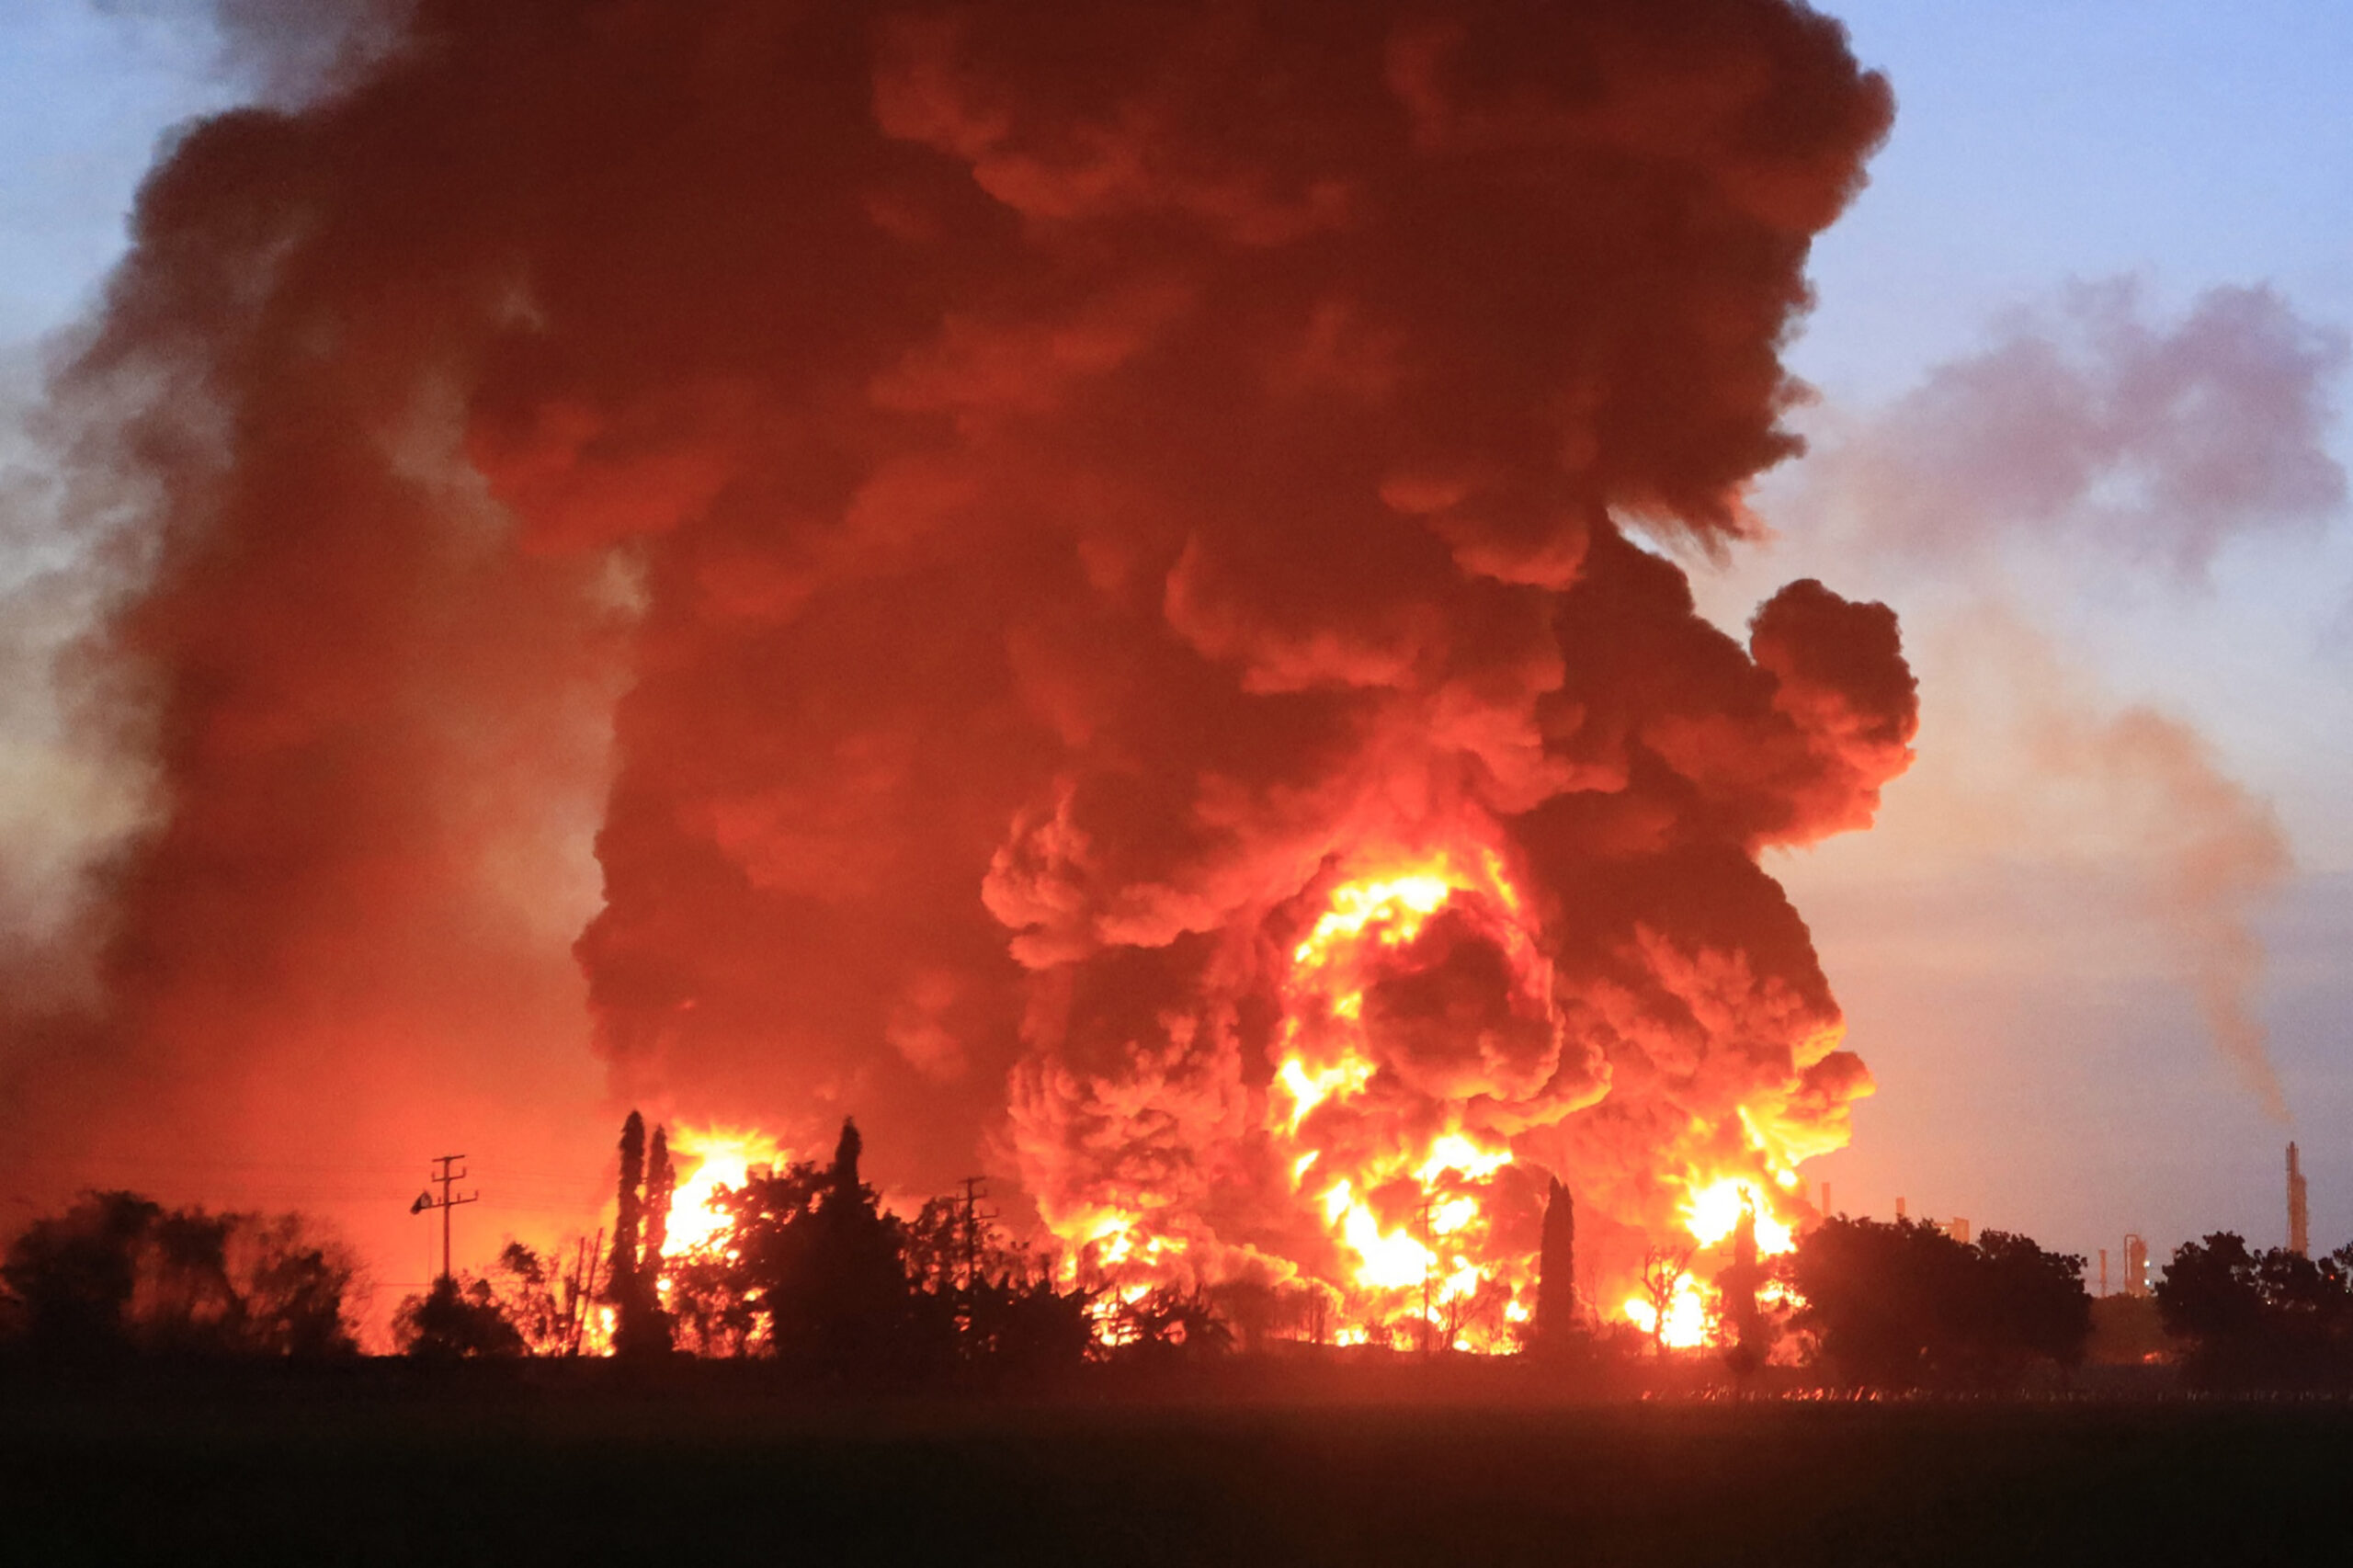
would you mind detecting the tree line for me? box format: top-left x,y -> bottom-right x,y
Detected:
395,1113 -> 1134,1384
2152,1232 -> 2353,1391
1771,1214 -> 2092,1390
10,1131 -> 2353,1394
0,1190 -> 358,1361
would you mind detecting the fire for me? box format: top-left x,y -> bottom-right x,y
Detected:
1029,837 -> 1835,1354
664,1126 -> 791,1256
1616,1176 -> 1803,1350
1263,844 -> 1547,1348
37,0 -> 1910,1371
1681,1178 -> 1796,1256
1276,1053 -> 1374,1131
1624,1276 -> 1711,1348
1292,873 -> 1456,965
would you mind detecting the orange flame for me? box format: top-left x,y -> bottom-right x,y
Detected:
1028,835 -> 1836,1352
1264,845 -> 1544,1347
663,1126 -> 792,1257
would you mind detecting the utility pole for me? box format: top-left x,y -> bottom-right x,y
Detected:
957,1176 -> 995,1294
417,1154 -> 479,1284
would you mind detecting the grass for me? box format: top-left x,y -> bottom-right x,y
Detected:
6,1364 -> 2347,1565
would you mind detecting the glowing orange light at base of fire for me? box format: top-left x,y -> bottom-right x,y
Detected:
664,1126 -> 793,1257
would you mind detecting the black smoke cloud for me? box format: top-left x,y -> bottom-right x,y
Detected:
6,1 -> 1912,1289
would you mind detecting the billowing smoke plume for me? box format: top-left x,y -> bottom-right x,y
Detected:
7,0 -> 1910,1324
1966,620 -> 2295,1124
1815,279 -> 2348,574
2040,705 -> 2291,1122
1774,281 -> 2340,1124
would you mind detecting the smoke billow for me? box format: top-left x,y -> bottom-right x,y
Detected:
1776,282 -> 2341,1126
2042,706 -> 2292,1123
6,0 -> 1911,1320
1818,278 -> 2348,574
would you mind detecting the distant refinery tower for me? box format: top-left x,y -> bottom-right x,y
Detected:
2123,1233 -> 2150,1298
2288,1142 -> 2310,1257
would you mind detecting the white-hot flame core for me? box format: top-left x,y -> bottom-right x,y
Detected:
1624,1274 -> 1712,1348
1680,1176 -> 1797,1256
665,1127 -> 790,1256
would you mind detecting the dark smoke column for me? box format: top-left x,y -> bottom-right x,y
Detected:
17,1 -> 1908,1309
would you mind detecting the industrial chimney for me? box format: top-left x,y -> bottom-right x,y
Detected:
2288,1142 -> 2310,1257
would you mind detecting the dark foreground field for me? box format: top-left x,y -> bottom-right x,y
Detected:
6,1367 -> 2348,1566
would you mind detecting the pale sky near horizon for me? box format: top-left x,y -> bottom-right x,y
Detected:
1,1 -> 2347,1281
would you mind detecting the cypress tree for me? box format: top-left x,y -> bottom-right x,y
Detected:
1719,1195 -> 1769,1388
780,1117 -> 909,1377
642,1125 -> 675,1274
829,1118 -> 863,1204
607,1111 -> 645,1317
1534,1176 -> 1578,1355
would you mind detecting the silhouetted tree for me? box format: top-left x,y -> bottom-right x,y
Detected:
394,1275 -> 526,1358
2,1191 -> 159,1359
894,1185 -> 1095,1377
0,1191 -> 358,1363
975,1278 -> 1096,1376
664,1244 -> 767,1358
727,1119 -> 931,1380
1208,1280 -> 1287,1352
2156,1232 -> 2353,1389
1110,1286 -> 1233,1368
485,1242 -> 572,1355
606,1112 -> 644,1314
1792,1217 -> 1964,1386
792,1119 -> 919,1372
700,1153 -> 825,1356
642,1127 -> 676,1273
1789,1216 -> 2089,1390
1533,1176 -> 1578,1358
673,1119 -> 1096,1380
222,1212 -> 360,1358
1717,1196 -> 1772,1387
1971,1230 -> 2093,1383
899,1194 -> 969,1297
604,1110 -> 675,1357
1639,1244 -> 1693,1360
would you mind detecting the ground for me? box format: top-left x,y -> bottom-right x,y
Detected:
6,1365 -> 2347,1564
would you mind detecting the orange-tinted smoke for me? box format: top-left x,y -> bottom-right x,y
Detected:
8,1 -> 1907,1310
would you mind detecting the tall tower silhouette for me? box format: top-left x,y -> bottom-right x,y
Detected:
2288,1142 -> 2310,1258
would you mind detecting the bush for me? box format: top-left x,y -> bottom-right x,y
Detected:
2155,1233 -> 2353,1389
1788,1216 -> 2088,1390
1,1190 -> 358,1363
392,1276 -> 527,1359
